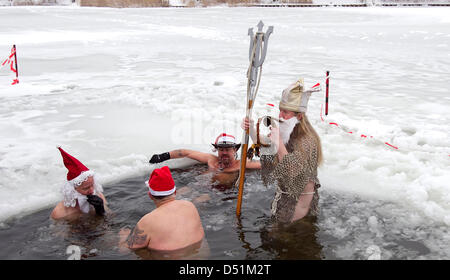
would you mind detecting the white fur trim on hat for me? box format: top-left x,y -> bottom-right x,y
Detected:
145,181 -> 176,196
61,171 -> 103,211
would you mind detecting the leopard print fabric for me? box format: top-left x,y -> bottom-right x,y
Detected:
261,134 -> 321,223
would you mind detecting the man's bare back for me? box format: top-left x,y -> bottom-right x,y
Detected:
120,197 -> 204,251
142,199 -> 203,251
119,166 -> 207,259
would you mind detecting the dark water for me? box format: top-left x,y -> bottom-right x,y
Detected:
0,164 -> 439,260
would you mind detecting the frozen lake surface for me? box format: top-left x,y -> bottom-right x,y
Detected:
0,6 -> 449,259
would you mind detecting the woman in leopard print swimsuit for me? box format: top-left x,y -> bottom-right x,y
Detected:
243,77 -> 323,224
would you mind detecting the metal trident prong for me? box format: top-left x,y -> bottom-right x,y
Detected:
257,20 -> 264,32
247,21 -> 274,89
248,21 -> 273,66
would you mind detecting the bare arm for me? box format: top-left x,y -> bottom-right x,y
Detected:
50,202 -> 80,221
119,221 -> 150,250
50,202 -> 69,220
269,126 -> 288,162
245,159 -> 261,169
170,149 -> 216,164
277,142 -> 288,162
150,149 -> 216,165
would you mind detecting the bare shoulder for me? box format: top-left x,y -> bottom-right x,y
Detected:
207,156 -> 220,168
50,201 -> 79,220
165,199 -> 199,214
138,211 -> 157,226
177,200 -> 201,215
128,215 -> 154,241
50,202 -> 64,219
175,199 -> 197,208
126,219 -> 151,249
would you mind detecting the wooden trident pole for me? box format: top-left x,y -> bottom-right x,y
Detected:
236,21 -> 273,217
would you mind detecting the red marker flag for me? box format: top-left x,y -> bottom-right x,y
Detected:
1,45 -> 19,85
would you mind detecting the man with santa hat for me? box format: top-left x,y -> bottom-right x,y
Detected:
50,147 -> 108,220
119,166 -> 206,257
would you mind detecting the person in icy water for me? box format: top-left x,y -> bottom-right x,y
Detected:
51,147 -> 108,221
149,133 -> 261,187
242,78 -> 323,223
119,166 -> 208,259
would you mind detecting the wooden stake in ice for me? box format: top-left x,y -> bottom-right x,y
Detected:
325,71 -> 329,116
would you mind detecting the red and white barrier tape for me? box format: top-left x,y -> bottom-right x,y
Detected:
320,103 -> 399,150
319,107 -> 450,157
319,72 -> 447,156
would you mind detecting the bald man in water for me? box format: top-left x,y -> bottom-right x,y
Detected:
119,166 -> 205,253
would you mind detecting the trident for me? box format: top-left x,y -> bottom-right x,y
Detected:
236,21 -> 273,218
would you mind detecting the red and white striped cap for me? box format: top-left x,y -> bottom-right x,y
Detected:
146,166 -> 176,196
212,133 -> 241,150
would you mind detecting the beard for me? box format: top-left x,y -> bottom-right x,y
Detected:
279,117 -> 299,145
218,155 -> 232,169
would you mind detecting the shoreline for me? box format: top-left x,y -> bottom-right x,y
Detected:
3,1 -> 450,7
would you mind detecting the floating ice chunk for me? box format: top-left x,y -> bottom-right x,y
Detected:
65,130 -> 85,138
334,243 -> 357,259
224,250 -> 234,257
68,114 -> 84,118
334,227 -> 348,239
368,216 -> 378,230
348,216 -> 361,227
366,245 -> 381,260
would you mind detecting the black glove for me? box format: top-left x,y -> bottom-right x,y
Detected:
149,152 -> 170,164
87,194 -> 105,216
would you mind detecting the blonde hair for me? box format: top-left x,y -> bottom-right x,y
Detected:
290,113 -> 323,166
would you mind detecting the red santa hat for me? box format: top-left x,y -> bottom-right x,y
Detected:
58,147 -> 89,180
57,146 -> 101,211
146,166 -> 176,196
58,146 -> 95,186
